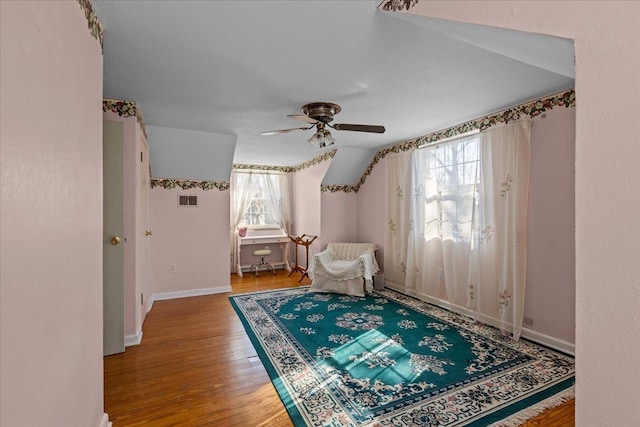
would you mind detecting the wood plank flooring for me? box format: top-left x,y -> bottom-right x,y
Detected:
104,270 -> 574,426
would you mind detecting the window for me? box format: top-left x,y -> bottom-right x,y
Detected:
241,175 -> 276,226
417,134 -> 480,242
232,171 -> 287,229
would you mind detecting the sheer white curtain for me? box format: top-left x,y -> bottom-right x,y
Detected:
230,172 -> 257,271
263,173 -> 291,235
384,122 -> 531,340
478,121 -> 531,340
263,173 -> 292,266
384,151 -> 412,290
406,135 -> 480,310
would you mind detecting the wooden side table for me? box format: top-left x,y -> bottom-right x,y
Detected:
287,234 -> 317,283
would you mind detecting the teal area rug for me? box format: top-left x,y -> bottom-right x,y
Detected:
229,287 -> 574,426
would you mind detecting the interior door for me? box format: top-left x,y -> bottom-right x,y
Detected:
103,120 -> 125,356
138,134 -> 150,326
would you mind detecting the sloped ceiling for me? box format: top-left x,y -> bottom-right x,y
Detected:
93,0 -> 574,184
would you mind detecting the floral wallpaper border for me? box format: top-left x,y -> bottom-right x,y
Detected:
378,0 -> 419,12
232,163 -> 294,174
233,149 -> 338,174
150,178 -> 230,191
103,98 -> 148,138
331,89 -> 576,194
152,150 -> 338,191
320,184 -> 359,193
76,0 -> 104,51
290,149 -> 338,173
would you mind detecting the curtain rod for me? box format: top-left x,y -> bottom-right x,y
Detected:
232,169 -> 287,176
418,129 -> 480,150
417,118 -> 533,151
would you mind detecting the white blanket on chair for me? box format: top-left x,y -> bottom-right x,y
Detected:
308,246 -> 379,282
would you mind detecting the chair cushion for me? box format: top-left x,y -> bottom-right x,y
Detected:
253,249 -> 271,256
326,243 -> 377,260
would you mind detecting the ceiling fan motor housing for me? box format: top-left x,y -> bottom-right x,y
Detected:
301,102 -> 341,124
261,102 -> 384,137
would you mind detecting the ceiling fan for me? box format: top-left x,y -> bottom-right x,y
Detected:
261,102 -> 385,148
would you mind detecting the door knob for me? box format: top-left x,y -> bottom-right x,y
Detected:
111,236 -> 121,245
145,230 -> 153,236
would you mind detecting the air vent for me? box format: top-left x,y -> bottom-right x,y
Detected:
178,195 -> 198,207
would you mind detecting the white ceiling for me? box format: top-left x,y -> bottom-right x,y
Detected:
93,0 -> 574,184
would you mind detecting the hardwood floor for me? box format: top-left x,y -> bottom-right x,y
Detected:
104,270 -> 574,426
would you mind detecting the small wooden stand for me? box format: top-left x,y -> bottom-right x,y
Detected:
287,234 -> 317,283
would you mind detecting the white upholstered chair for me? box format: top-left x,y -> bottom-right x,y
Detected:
307,243 -> 379,297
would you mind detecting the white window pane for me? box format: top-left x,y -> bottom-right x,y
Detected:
418,134 -> 480,243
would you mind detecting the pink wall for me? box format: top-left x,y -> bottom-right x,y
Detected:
0,2 -> 107,426
292,159 -> 332,260
321,191 -> 358,248
315,157 -> 387,267
525,107 -> 575,344
149,187 -> 231,297
405,1 -> 640,424
356,157 -> 387,268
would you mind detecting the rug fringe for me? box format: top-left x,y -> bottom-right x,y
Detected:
488,386 -> 575,427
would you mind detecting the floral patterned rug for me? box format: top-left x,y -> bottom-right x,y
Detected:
229,287 -> 574,426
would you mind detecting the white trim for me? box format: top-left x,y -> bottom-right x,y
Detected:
384,282 -> 575,355
233,169 -> 286,176
98,413 -> 112,427
244,224 -> 283,231
520,327 -> 575,356
124,329 -> 143,347
149,286 -> 232,307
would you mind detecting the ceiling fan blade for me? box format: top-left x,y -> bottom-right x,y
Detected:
287,114 -> 319,125
261,126 -> 311,136
332,123 -> 386,133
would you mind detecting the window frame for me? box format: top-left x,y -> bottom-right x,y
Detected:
418,133 -> 480,243
234,171 -> 285,230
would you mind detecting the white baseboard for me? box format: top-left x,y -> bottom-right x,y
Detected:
384,282 -> 575,355
124,329 -> 143,347
98,413 -> 112,427
520,327 -> 575,356
149,286 -> 232,309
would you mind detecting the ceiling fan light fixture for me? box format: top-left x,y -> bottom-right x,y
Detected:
323,129 -> 335,145
306,122 -> 335,148
307,131 -> 324,146
307,127 -> 335,148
